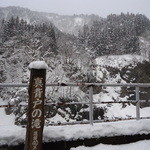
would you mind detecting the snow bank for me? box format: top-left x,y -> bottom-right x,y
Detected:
0,100 -> 16,126
43,119 -> 150,142
0,125 -> 25,146
1,119 -> 150,145
70,140 -> 150,150
28,61 -> 48,69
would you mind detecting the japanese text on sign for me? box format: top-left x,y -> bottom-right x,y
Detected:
31,77 -> 44,150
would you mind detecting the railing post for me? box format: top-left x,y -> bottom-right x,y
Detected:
89,86 -> 94,125
24,61 -> 48,150
135,86 -> 140,120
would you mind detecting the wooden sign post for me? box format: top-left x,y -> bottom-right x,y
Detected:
24,61 -> 48,150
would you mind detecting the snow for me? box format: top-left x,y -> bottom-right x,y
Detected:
1,111 -> 150,146
0,100 -> 16,126
0,100 -> 25,146
28,61 -> 48,70
0,125 -> 25,146
139,37 -> 150,59
1,54 -> 150,146
105,104 -> 136,119
93,54 -> 150,120
1,96 -> 150,146
70,140 -> 150,150
74,17 -> 83,26
95,55 -> 148,69
0,108 -> 15,126
46,113 -> 75,124
43,118 -> 150,141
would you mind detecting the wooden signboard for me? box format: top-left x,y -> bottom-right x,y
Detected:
24,69 -> 46,150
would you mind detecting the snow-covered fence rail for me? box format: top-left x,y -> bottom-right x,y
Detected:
1,83 -> 150,125
0,83 -> 28,87
1,82 -> 150,87
46,82 -> 150,124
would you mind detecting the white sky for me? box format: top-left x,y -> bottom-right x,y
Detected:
0,0 -> 150,19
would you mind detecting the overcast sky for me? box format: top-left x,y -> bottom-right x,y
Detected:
0,0 -> 150,19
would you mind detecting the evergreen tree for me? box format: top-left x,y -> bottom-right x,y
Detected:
80,13 -> 150,56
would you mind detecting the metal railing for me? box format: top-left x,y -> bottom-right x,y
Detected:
0,83 -> 150,126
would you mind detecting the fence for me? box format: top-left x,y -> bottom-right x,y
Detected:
1,82 -> 150,126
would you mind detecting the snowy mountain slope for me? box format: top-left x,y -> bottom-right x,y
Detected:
0,6 -> 150,126
139,36 -> 150,59
0,6 -> 150,146
95,54 -> 148,69
46,13 -> 101,35
0,6 -> 101,35
0,6 -> 51,25
1,53 -> 150,124
93,55 -> 150,119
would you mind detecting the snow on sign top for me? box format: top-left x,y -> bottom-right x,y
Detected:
28,61 -> 48,70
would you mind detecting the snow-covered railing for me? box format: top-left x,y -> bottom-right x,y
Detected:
0,83 -> 28,87
1,82 -> 150,125
1,82 -> 150,87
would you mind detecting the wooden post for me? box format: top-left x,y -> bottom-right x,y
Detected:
24,63 -> 47,150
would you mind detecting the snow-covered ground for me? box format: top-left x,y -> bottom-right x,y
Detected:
1,107 -> 150,146
70,140 -> 150,150
43,119 -> 150,143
